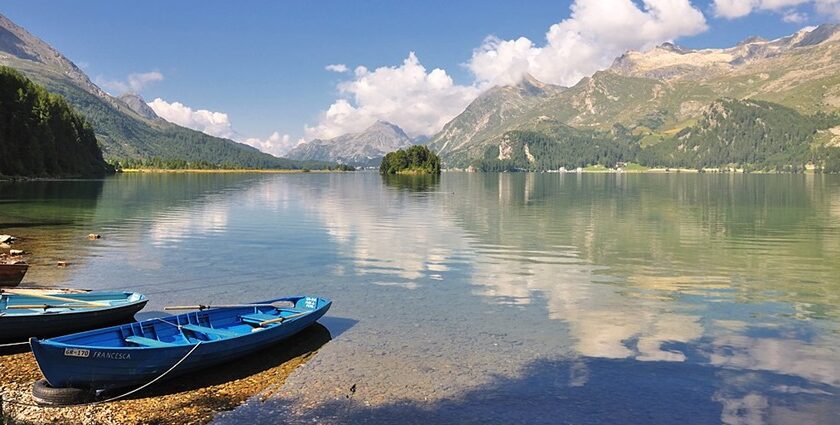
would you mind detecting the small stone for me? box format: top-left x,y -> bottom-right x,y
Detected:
0,243 -> 10,249
87,233 -> 101,240
0,234 -> 13,243
57,260 -> 69,267
9,249 -> 24,255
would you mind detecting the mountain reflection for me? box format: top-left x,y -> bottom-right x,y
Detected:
274,172 -> 840,401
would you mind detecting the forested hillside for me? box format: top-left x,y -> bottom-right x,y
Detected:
430,25 -> 840,172
640,99 -> 840,171
470,99 -> 840,172
0,13 -> 333,170
473,122 -> 639,172
0,67 -> 113,177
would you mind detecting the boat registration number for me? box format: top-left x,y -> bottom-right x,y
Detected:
64,348 -> 90,358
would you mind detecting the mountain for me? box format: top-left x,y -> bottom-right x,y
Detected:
640,98 -> 838,171
0,67 -> 113,177
429,25 -> 840,171
287,121 -> 413,166
118,93 -> 159,120
0,13 -> 329,169
428,74 -> 565,167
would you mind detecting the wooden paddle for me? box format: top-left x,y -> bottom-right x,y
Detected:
1,288 -> 109,307
257,311 -> 308,327
6,304 -> 93,309
164,302 -> 296,311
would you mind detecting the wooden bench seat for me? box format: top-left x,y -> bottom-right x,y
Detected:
180,323 -> 240,338
240,313 -> 278,325
125,335 -> 178,347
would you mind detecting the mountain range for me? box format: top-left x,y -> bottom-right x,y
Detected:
429,25 -> 840,171
0,13 -> 329,169
287,120 -> 414,167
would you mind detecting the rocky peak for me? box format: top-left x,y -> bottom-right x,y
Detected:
368,120 -> 409,139
0,13 -> 115,105
0,14 -> 87,83
794,24 -> 840,47
286,121 -> 414,165
118,93 -> 159,120
656,42 -> 687,54
738,36 -> 767,46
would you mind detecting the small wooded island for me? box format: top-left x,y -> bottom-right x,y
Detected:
379,145 -> 441,175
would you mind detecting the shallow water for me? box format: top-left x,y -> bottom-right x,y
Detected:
2,172 -> 839,424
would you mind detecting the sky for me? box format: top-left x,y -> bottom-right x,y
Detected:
2,0 -> 839,156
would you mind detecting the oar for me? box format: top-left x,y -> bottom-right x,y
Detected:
164,302 -> 296,311
6,304 -> 93,310
258,312 -> 309,327
2,289 -> 108,307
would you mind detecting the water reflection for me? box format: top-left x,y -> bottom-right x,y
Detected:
0,179 -> 106,283
381,174 -> 441,193
235,172 -> 840,423
216,356 -> 839,425
3,172 -> 839,424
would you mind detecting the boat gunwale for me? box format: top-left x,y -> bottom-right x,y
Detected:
0,291 -> 148,318
33,296 -> 331,350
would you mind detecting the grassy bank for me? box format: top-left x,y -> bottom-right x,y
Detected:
119,169 -> 344,174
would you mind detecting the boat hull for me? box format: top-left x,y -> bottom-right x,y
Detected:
0,292 -> 148,344
30,296 -> 330,390
0,263 -> 28,287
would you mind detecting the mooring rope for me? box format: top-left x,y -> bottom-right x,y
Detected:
0,341 -> 29,348
0,341 -> 202,409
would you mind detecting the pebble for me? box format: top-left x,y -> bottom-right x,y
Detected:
0,325 -> 327,424
9,249 -> 24,255
87,233 -> 101,240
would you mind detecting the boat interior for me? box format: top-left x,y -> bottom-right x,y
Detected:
48,298 -> 318,348
0,291 -> 144,316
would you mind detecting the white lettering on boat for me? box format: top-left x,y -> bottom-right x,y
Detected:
64,348 -> 90,358
304,297 -> 317,309
93,351 -> 131,360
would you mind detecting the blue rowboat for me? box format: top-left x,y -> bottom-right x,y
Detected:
29,296 -> 331,390
0,290 -> 148,344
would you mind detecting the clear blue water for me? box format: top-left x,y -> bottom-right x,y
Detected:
1,172 -> 839,424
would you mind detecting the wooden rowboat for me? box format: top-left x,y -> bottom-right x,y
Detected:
0,290 -> 148,344
0,263 -> 28,287
29,295 -> 330,391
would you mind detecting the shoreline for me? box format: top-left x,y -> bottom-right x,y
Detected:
119,168 -> 342,174
0,324 -> 331,424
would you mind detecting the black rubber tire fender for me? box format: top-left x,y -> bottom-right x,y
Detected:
31,379 -> 96,406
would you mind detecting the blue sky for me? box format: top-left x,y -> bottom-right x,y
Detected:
1,1 -> 837,155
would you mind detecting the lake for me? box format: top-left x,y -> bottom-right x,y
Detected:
2,172 -> 839,424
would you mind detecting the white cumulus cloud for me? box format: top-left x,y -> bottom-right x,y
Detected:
147,98 -> 301,157
305,52 -> 481,140
307,0 -> 708,140
243,132 -> 305,157
468,0 -> 708,87
783,10 -> 809,21
147,98 -> 236,139
712,0 -> 840,20
815,0 -> 840,19
325,64 -> 349,73
96,71 -> 164,95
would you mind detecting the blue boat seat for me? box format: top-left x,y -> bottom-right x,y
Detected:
180,323 -> 240,338
125,335 -> 178,347
240,313 -> 279,325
